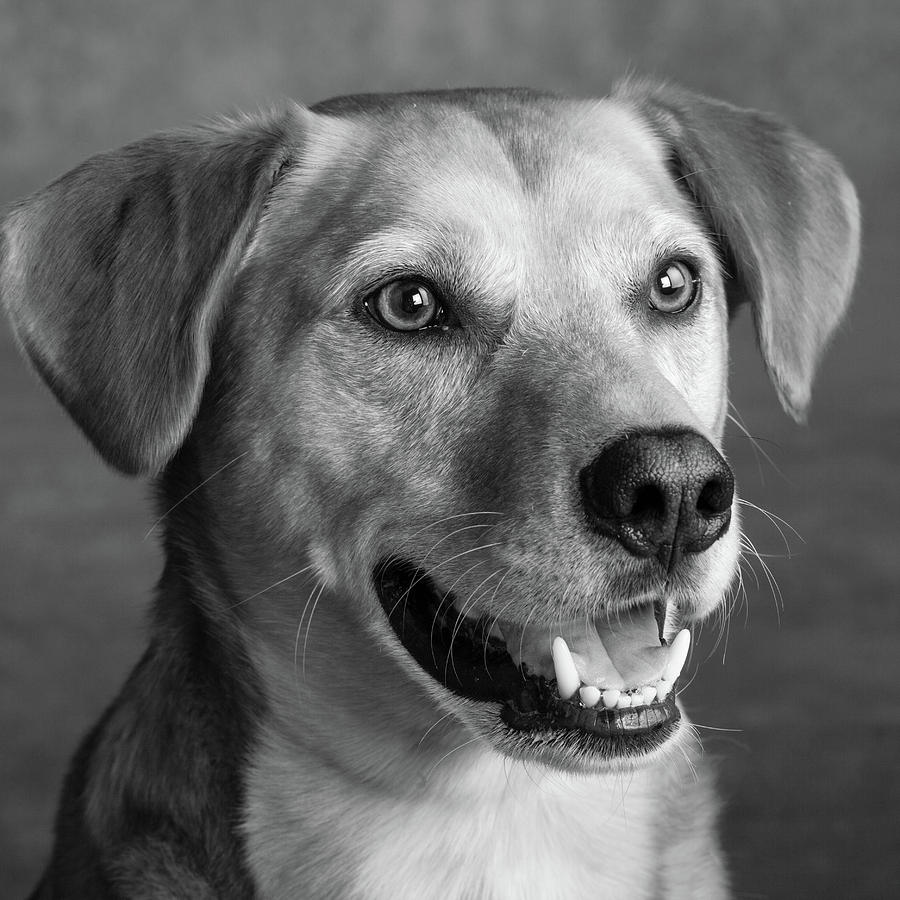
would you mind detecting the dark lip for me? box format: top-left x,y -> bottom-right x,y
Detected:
374,559 -> 681,747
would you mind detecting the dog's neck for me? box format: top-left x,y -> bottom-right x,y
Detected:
240,675 -> 710,900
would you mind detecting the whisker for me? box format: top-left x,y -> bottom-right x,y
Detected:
516,605 -> 540,677
677,646 -> 702,695
482,568 -> 514,673
418,523 -> 501,568
427,558 -> 492,663
484,593 -> 523,674
445,569 -> 504,684
228,563 -> 315,610
424,736 -> 482,781
417,711 -> 456,749
301,581 -> 328,677
408,511 -> 504,540
737,497 -> 803,555
738,541 -> 762,591
293,579 -> 325,679
736,549 -> 794,560
430,560 -> 487,670
401,524 -> 502,611
741,533 -> 784,620
677,737 -> 701,782
726,407 -> 783,482
690,722 -> 743,733
672,165 -> 726,185
145,451 -> 249,538
387,542 -> 504,621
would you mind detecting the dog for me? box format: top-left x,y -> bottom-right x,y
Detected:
2,79 -> 859,899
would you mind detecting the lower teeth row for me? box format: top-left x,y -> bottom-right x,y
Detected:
552,630 -> 691,711
575,680 -> 673,711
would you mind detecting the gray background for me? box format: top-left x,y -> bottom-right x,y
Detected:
1,1 -> 897,897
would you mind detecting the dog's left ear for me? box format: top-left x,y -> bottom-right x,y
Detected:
1,107 -> 305,475
616,79 -> 860,421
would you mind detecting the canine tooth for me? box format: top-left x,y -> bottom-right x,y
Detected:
601,689 -> 620,709
552,637 -> 581,700
579,685 -> 602,708
616,692 -> 633,709
641,685 -> 657,705
663,629 -> 691,684
656,679 -> 672,701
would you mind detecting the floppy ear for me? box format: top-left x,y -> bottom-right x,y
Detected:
0,107 -> 304,475
615,79 -> 860,421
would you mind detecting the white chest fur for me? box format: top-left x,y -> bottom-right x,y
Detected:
350,762 -> 663,900
241,728 -> 719,900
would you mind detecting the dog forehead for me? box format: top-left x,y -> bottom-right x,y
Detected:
338,93 -> 677,221
252,93 -> 707,324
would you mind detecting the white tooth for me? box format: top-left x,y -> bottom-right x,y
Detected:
663,629 -> 691,684
551,636 -> 581,700
641,685 -> 657,706
601,689 -> 620,709
630,692 -> 644,709
616,692 -> 633,709
579,685 -> 602,708
656,679 -> 672,701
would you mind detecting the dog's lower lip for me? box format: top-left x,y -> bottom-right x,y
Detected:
374,560 -> 681,745
499,677 -> 678,738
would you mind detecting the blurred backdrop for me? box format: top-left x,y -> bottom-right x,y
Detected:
1,1 -> 897,897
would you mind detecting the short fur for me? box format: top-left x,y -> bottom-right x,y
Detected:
2,81 -> 858,899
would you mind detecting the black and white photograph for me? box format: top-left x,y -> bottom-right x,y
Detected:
1,2 -> 897,898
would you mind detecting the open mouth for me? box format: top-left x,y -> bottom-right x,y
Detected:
375,560 -> 690,756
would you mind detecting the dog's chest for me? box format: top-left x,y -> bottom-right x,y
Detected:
353,773 -> 663,900
244,738 -> 665,900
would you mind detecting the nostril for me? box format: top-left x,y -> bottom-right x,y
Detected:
696,476 -> 733,518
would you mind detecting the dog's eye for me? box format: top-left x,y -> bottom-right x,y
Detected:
650,261 -> 700,314
365,281 -> 446,332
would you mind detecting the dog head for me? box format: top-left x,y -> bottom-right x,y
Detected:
1,82 -> 858,773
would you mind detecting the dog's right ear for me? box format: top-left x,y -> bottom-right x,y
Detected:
616,79 -> 860,422
0,107 -> 305,475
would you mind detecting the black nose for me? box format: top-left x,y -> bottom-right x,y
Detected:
580,429 -> 734,569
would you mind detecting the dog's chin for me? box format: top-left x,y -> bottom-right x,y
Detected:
374,559 -> 685,772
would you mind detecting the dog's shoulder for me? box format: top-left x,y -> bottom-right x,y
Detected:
35,579 -> 264,899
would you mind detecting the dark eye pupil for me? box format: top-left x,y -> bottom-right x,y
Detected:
659,265 -> 686,295
401,287 -> 432,314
